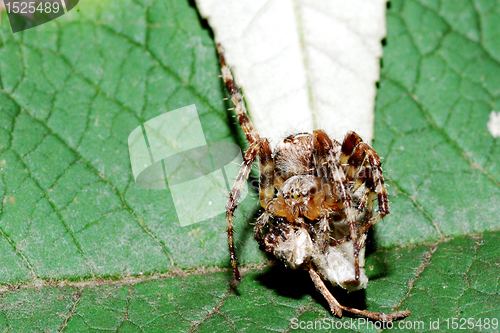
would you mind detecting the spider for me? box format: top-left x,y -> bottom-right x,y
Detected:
217,44 -> 410,322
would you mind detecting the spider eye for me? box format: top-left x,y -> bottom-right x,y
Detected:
309,187 -> 317,195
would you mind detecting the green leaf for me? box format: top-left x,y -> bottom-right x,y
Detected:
0,0 -> 499,332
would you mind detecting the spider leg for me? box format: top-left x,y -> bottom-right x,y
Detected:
217,44 -> 260,144
226,141 -> 261,281
254,211 -> 272,248
344,141 -> 368,187
354,183 -> 370,212
356,169 -> 376,231
312,130 -> 361,282
328,186 -> 374,248
226,137 -> 274,281
340,131 -> 363,166
309,266 -> 410,322
339,136 -> 374,230
259,138 -> 274,209
316,216 -> 331,252
217,44 -> 267,281
309,266 -> 342,317
339,131 -> 389,235
357,147 -> 389,235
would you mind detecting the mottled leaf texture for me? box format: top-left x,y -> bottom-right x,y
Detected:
0,0 -> 499,332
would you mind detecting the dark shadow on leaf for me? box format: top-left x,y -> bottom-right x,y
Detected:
188,0 -> 215,40
255,264 -> 316,299
254,264 -> 371,317
366,227 -> 389,280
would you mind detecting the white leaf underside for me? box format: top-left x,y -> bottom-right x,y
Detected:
195,0 -> 387,146
274,227 -> 368,291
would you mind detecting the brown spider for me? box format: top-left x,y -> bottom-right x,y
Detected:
217,44 -> 410,322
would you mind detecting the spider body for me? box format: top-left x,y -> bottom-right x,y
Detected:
255,132 -> 369,291
274,133 -> 315,181
269,174 -> 323,222
217,44 -> 410,322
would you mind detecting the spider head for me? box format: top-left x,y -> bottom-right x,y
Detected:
268,175 -> 325,222
281,179 -> 318,200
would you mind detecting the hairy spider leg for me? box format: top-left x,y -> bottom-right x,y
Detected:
357,146 -> 389,235
226,141 -> 261,281
326,131 -> 368,248
316,216 -> 332,252
344,141 -> 376,232
254,211 -> 272,248
309,265 -> 410,321
344,141 -> 372,218
312,130 -> 361,282
339,131 -> 363,165
218,44 -> 274,281
259,139 -> 275,209
217,44 -> 260,145
339,132 -> 389,236
344,140 -> 368,185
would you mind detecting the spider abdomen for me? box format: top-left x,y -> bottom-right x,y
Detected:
274,133 -> 315,185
